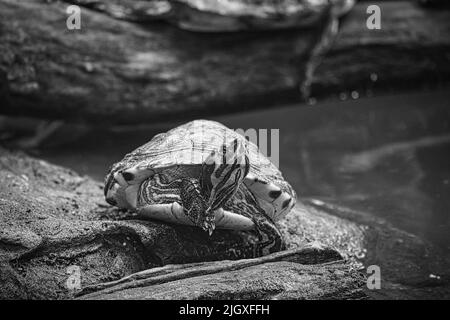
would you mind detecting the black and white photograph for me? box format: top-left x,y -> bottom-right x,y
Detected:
0,0 -> 449,304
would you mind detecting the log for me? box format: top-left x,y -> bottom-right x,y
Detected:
78,251 -> 367,300
0,0 -> 449,124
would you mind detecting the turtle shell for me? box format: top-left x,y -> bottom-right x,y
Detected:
67,0 -> 354,31
170,0 -> 355,31
105,120 -> 296,224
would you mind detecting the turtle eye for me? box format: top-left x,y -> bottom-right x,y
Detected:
122,171 -> 134,181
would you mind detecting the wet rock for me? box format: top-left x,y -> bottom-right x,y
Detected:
2,147 -> 449,299
311,1 -> 450,99
1,1 -> 449,124
0,0 -> 319,124
64,0 -> 354,32
0,147 -> 365,299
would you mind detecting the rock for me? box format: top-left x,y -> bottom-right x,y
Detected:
0,149 -> 362,299
65,0 -> 354,32
305,200 -> 450,299
2,147 -> 448,299
61,0 -> 173,22
0,0 -> 320,124
310,1 -> 450,99
0,147 -> 364,299
1,0 -> 449,124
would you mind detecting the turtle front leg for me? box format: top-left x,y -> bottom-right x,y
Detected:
178,178 -> 215,235
136,174 -> 213,232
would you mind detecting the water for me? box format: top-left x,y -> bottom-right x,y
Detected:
27,89 -> 450,297
220,90 -> 450,252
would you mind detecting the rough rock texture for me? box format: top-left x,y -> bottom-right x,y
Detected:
79,248 -> 366,300
304,200 -> 450,299
310,1 -> 450,100
0,147 -> 364,299
0,0 -> 319,124
1,0 -> 449,124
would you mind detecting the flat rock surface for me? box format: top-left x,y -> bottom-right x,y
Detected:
2,146 -> 449,299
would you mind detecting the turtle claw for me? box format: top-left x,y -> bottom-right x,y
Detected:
202,212 -> 216,236
201,222 -> 214,236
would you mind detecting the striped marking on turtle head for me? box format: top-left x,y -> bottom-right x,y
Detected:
202,138 -> 250,211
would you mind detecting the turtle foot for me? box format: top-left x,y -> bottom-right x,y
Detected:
200,209 -> 216,236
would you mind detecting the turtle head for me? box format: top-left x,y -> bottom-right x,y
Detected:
180,138 -> 249,236
202,207 -> 216,236
200,137 -> 250,226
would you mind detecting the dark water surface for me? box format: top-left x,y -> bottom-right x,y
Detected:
34,89 -> 450,297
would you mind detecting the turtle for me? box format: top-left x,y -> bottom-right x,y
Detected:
168,0 -> 355,32
104,120 -> 296,255
66,0 -> 355,31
